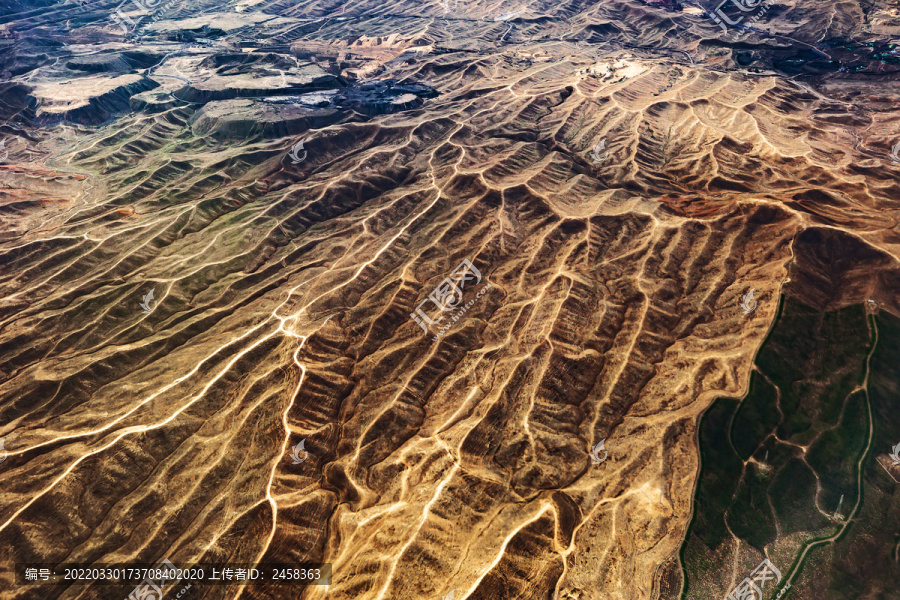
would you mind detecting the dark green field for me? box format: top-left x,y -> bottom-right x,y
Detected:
679,297 -> 900,600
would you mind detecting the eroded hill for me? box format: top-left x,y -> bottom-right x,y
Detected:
1,1 -> 900,599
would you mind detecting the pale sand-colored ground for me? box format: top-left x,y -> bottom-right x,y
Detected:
1,1 -> 900,599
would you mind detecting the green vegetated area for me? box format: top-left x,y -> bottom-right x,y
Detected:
680,297 -> 879,600
790,309 -> 900,599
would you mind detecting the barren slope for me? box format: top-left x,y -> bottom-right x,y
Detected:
1,1 -> 900,599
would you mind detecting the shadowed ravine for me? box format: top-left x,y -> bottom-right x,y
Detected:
1,1 -> 900,599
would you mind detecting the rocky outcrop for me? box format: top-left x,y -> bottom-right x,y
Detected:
129,89 -> 179,113
31,75 -> 159,125
188,98 -> 343,140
